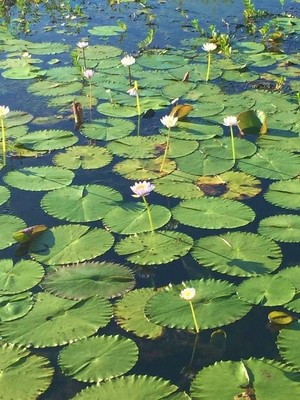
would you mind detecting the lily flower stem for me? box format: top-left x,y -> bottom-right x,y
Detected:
137,114 -> 141,137
188,332 -> 200,368
1,117 -> 6,166
89,80 -> 92,111
142,195 -> 154,233
189,300 -> 200,333
229,125 -> 236,163
160,127 -> 171,173
205,51 -> 212,82
82,48 -> 87,69
128,66 -> 132,85
134,81 -> 141,116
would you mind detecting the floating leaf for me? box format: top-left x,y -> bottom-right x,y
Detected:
73,375 -> 189,400
4,167 -> 74,191
0,214 -> 26,250
175,121 -> 223,140
258,215 -> 300,243
59,335 -> 138,382
13,225 -> 47,243
201,137 -> 256,159
42,262 -> 135,300
237,110 -> 262,135
41,184 -> 122,222
277,321 -> 300,370
29,224 -> 114,265
103,203 -> 171,234
81,118 -> 135,141
114,288 -> 164,339
192,232 -> 282,277
115,231 -> 193,265
269,310 -> 294,325
0,292 -> 33,322
0,259 -> 44,294
277,266 -> 300,291
16,129 -> 78,151
264,180 -> 300,211
0,292 -> 112,347
172,198 -> 255,229
0,186 -> 10,206
88,25 -> 125,36
114,158 -> 176,180
0,343 -> 53,400
53,145 -> 112,170
176,151 -> 234,175
145,279 -> 251,330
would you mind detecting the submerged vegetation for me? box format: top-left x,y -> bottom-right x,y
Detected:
0,0 -> 300,399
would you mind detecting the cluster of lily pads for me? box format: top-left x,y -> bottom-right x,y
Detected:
0,4 -> 300,400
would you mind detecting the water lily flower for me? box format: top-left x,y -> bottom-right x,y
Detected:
130,181 -> 155,232
121,55 -> 136,67
202,42 -> 217,82
0,106 -> 10,118
202,42 -> 217,52
223,116 -> 238,126
130,181 -> 155,198
223,115 -> 238,163
180,287 -> 196,301
83,69 -> 94,79
77,41 -> 89,49
160,114 -> 178,129
127,87 -> 138,97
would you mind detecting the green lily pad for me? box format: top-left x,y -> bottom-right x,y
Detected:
153,174 -> 204,199
264,180 -> 300,211
138,53 -> 188,70
27,80 -> 82,97
0,292 -> 33,322
237,275 -> 295,305
145,279 -> 251,330
42,262 -> 135,300
0,292 -> 112,347
59,335 -> 138,382
89,25 -> 124,36
53,145 -> 112,169
4,110 -> 33,128
191,102 -> 225,118
234,41 -> 265,53
277,266 -> 300,291
0,343 -> 53,400
4,166 -> 74,191
201,137 -> 256,159
192,232 -> 282,277
84,45 -> 122,60
103,203 -> 171,234
114,158 -> 176,180
0,186 -> 10,206
258,215 -> 300,243
45,66 -> 81,82
0,259 -> 44,294
175,122 -> 223,140
238,149 -> 300,180
41,184 -> 122,222
114,288 -> 164,339
16,129 -> 78,151
277,321 -> 300,371
176,151 -> 234,176
115,230 -> 193,266
257,136 -> 300,153
190,358 -> 300,400
172,197 -> 255,229
97,103 -> 137,118
81,118 -> 135,141
0,214 -> 26,250
29,224 -> 114,265
2,65 -> 44,79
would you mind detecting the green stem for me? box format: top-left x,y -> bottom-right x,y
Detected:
137,114 -> 141,137
188,332 -> 200,367
82,48 -> 87,69
205,51 -> 211,82
89,80 -> 92,111
134,81 -> 141,116
1,117 -> 6,167
160,127 -> 171,173
142,195 -> 154,233
229,125 -> 236,163
128,65 -> 132,85
189,300 -> 200,333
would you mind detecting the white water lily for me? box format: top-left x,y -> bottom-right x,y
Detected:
121,55 -> 136,67
223,115 -> 238,126
180,287 -> 196,301
77,41 -> 89,49
130,181 -> 155,198
160,114 -> 178,129
0,106 -> 10,118
202,42 -> 217,52
127,87 -> 138,97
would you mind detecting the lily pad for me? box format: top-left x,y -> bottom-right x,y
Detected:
277,321 -> 300,371
81,118 -> 135,141
258,215 -> 300,243
114,288 -> 164,339
16,129 -> 78,151
29,224 -> 114,265
41,184 -> 122,222
4,110 -> 33,128
0,343 -> 53,400
190,358 -> 300,400
238,149 -> 300,180
201,137 -> 256,159
4,166 -> 74,191
0,292 -> 112,347
53,145 -> 112,169
0,214 -> 26,250
73,375 -> 189,400
172,197 -> 255,229
0,259 -> 44,294
264,180 -> 300,211
0,186 -> 10,206
42,262 -> 135,300
192,232 -> 282,277
103,203 -> 171,234
145,279 -> 251,330
114,158 -> 176,180
115,231 -> 193,265
257,136 -> 300,153
237,275 -> 295,305
175,121 -> 223,140
59,335 -> 138,382
176,151 -> 234,176
89,25 -> 124,36
0,292 -> 33,322
277,266 -> 300,291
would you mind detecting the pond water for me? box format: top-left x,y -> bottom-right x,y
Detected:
0,1 -> 300,399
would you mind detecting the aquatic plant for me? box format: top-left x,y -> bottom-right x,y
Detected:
180,286 -> 200,333
83,68 -> 94,110
77,40 -> 88,69
202,42 -> 217,82
0,105 -> 9,166
160,114 -> 178,173
121,54 -> 135,85
223,115 -> 238,163
130,181 -> 155,232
